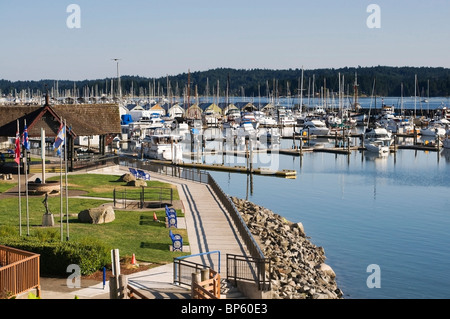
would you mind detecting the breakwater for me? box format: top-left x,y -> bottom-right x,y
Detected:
231,196 -> 344,299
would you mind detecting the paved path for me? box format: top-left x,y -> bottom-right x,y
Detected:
20,164 -> 250,299
95,165 -> 249,271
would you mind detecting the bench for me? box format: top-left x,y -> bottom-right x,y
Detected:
137,169 -> 150,180
169,229 -> 183,251
129,168 -> 139,179
165,205 -> 177,228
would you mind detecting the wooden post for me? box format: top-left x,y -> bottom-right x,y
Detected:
118,274 -> 128,299
109,276 -> 118,299
191,271 -> 201,298
347,136 -> 350,154
393,134 -> 397,152
414,125 -> 417,145
292,131 -> 295,149
307,127 -> 310,146
300,137 -> 303,156
201,268 -> 209,282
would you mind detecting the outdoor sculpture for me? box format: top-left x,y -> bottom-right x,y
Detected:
42,193 -> 55,226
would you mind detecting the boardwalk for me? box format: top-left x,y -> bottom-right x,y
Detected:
10,164 -> 250,299
58,165 -> 249,299
112,165 -> 250,269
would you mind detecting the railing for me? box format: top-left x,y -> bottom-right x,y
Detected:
120,156 -> 263,259
72,154 -> 119,171
120,156 -> 270,291
0,245 -> 40,299
192,268 -> 221,299
207,175 -> 265,260
113,186 -> 173,209
227,254 -> 271,291
173,251 -> 221,287
120,155 -> 210,183
127,285 -> 148,299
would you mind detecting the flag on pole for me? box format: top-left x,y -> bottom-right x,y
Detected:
22,124 -> 30,150
53,123 -> 66,157
14,127 -> 21,165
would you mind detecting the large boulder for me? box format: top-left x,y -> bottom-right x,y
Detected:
118,173 -> 136,183
78,205 -> 115,224
127,180 -> 147,187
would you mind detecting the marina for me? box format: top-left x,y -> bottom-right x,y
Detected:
206,147 -> 450,299
2,0 -> 450,305
112,96 -> 450,299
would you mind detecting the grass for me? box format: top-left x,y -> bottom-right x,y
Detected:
48,173 -> 180,201
0,173 -> 189,266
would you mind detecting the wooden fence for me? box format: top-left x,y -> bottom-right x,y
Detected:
0,245 -> 40,299
191,268 -> 221,299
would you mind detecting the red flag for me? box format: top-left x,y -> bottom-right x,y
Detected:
14,129 -> 21,165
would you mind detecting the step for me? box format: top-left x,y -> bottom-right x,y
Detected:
220,279 -> 247,299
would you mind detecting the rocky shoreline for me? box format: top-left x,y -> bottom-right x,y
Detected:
231,196 -> 344,299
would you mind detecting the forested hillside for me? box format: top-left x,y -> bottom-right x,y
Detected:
1,66 -> 449,98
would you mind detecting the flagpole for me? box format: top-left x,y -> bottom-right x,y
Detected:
53,119 -> 65,242
16,120 -> 22,237
60,121 -> 64,242
64,119 -> 69,241
24,119 -> 30,236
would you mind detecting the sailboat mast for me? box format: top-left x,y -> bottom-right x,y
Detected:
300,67 -> 304,111
354,72 -> 359,111
187,69 -> 191,109
414,74 -> 417,118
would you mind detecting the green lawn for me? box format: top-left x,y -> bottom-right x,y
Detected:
48,173 -> 179,201
0,174 -> 189,265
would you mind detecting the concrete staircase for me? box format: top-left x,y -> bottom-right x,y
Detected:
220,279 -> 247,299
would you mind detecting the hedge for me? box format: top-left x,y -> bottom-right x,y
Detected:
0,234 -> 111,277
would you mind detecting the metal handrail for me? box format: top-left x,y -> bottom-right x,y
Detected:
119,157 -> 270,290
119,156 -> 264,259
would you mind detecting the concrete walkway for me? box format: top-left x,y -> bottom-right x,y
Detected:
25,164 -> 249,299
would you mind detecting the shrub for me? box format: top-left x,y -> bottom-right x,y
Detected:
33,228 -> 59,242
0,225 -> 18,237
0,236 -> 111,277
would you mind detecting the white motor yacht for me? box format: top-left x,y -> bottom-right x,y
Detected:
298,120 -> 330,136
141,128 -> 182,162
420,119 -> 449,138
364,127 -> 393,155
443,130 -> 450,149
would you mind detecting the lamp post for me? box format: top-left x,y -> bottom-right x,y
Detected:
112,58 -> 122,100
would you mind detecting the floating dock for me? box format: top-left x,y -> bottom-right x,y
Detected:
149,159 -> 297,178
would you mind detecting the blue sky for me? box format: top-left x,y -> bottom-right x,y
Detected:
0,0 -> 449,81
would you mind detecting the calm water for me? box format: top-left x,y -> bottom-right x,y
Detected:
192,136 -> 450,299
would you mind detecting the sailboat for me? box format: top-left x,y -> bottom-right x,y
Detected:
363,78 -> 393,156
348,72 -> 367,126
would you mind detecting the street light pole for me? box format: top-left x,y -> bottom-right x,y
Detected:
112,58 -> 122,100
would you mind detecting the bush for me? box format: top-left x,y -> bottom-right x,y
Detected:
0,225 -> 17,237
33,228 -> 59,242
0,236 -> 111,277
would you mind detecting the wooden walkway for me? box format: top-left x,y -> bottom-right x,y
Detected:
87,165 -> 250,270
136,168 -> 250,269
22,165 -> 251,299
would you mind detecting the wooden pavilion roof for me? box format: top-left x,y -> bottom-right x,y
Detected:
0,104 -> 121,138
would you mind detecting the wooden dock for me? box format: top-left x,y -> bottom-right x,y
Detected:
150,159 -> 297,178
